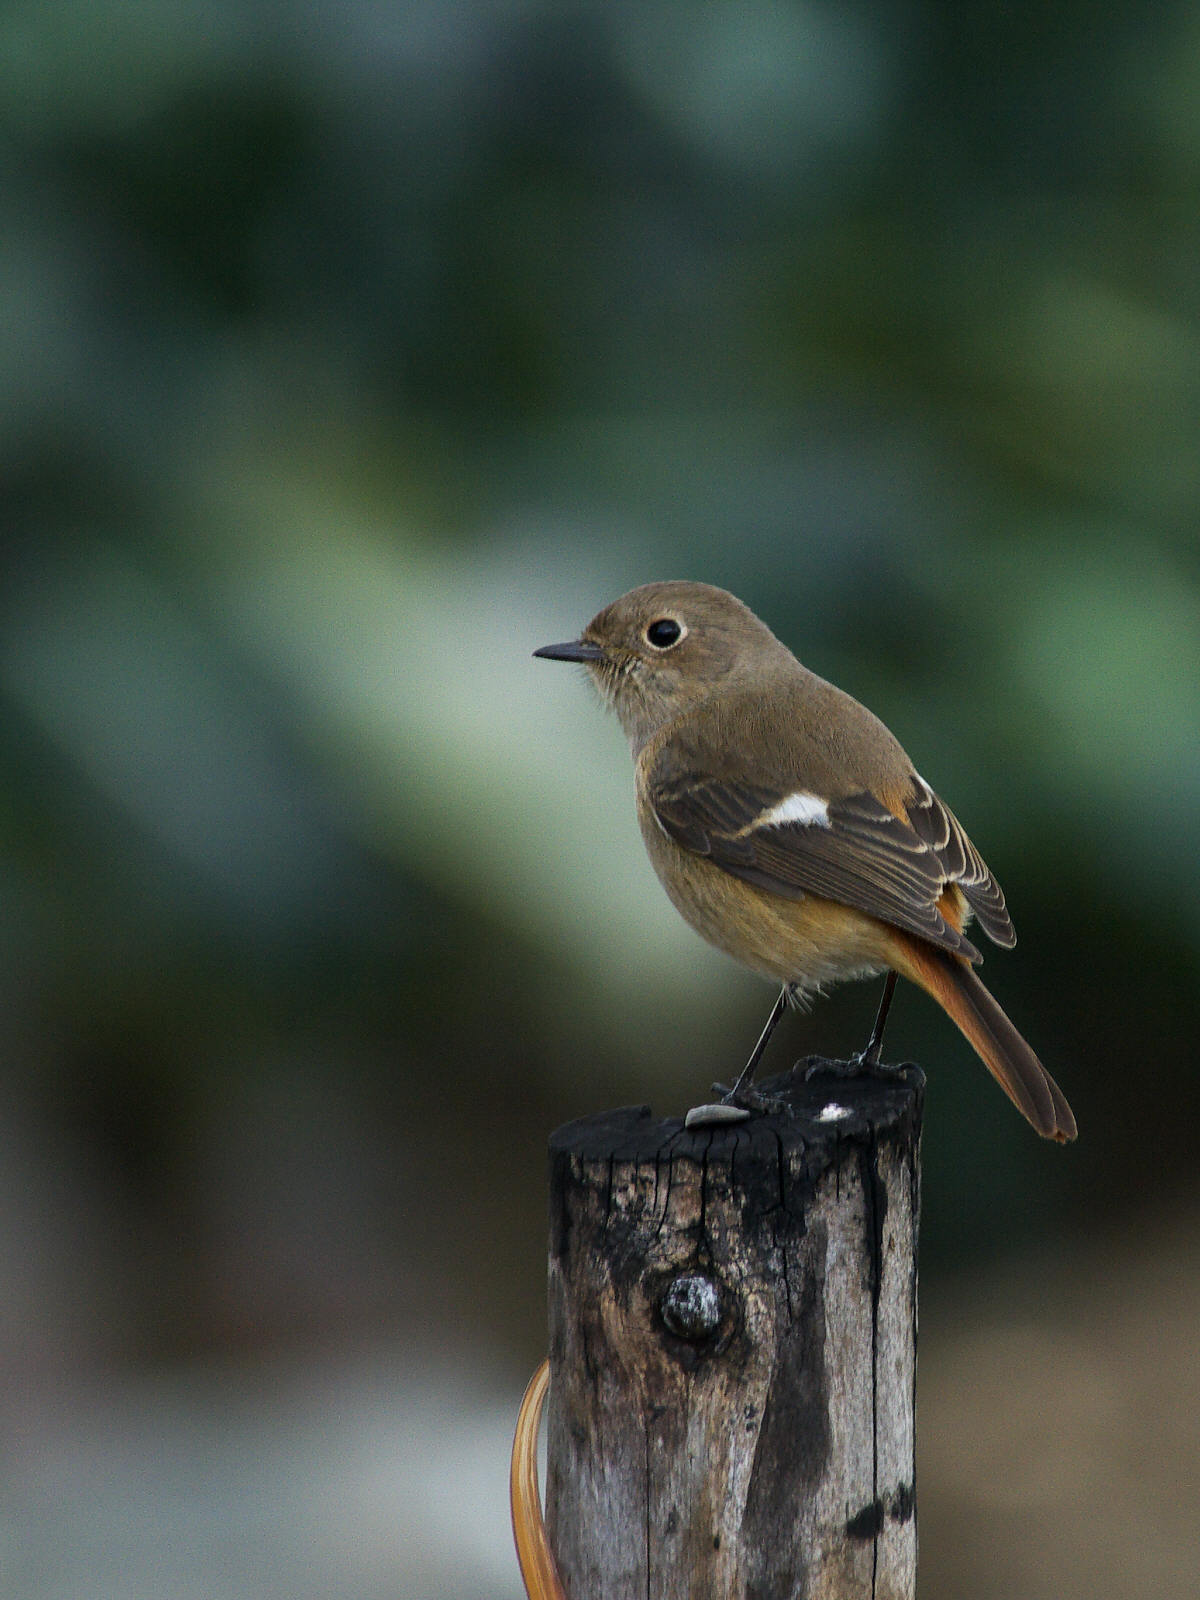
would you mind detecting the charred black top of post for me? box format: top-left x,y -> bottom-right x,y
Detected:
549,1060 -> 924,1208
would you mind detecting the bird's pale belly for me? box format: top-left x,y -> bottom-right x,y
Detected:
638,812 -> 893,995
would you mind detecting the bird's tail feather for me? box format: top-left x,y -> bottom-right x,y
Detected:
891,939 -> 1077,1142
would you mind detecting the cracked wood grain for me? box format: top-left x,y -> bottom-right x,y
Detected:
545,1063 -> 922,1600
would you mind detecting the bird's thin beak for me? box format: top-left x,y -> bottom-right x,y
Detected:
533,639 -> 606,663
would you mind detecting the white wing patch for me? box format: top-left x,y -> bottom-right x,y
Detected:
754,791 -> 831,830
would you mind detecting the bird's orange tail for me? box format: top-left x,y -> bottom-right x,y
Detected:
889,937 -> 1077,1142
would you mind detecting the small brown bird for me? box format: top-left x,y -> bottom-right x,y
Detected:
535,580 -> 1076,1141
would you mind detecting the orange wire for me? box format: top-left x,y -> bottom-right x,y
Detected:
510,1358 -> 567,1600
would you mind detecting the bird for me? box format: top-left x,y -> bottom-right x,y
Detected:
534,580 -> 1076,1142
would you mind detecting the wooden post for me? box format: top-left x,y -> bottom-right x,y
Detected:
544,1062 -> 923,1600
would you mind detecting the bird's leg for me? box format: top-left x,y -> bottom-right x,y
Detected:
720,984 -> 792,1106
687,985 -> 794,1125
804,969 -> 907,1084
858,969 -> 897,1066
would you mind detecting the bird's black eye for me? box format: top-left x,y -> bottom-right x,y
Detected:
645,617 -> 683,650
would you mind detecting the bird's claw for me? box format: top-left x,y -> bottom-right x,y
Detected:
712,1081 -> 789,1115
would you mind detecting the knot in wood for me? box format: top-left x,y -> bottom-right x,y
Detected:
660,1272 -> 721,1341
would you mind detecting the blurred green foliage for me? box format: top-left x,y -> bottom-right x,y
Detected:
1,0 -> 1198,1372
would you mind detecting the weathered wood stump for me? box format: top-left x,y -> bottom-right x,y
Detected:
545,1062 -> 923,1600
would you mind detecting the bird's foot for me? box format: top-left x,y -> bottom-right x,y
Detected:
717,1080 -> 788,1114
683,1078 -> 792,1127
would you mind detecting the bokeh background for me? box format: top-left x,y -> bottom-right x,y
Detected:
3,1 -> 1199,1595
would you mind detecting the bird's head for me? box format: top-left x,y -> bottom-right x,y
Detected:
534,580 -> 790,749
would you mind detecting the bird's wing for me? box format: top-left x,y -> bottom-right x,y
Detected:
647,758 -> 1013,963
902,774 -> 1014,948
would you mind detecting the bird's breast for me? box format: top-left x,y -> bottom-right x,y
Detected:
635,799 -> 892,994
